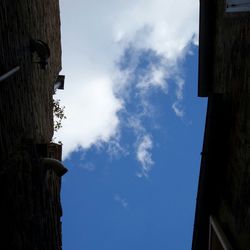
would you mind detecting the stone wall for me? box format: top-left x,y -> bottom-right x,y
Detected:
193,1 -> 250,249
0,0 -> 62,156
211,2 -> 250,249
0,1 -> 64,249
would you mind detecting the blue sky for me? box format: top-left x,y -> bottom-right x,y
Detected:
57,1 -> 207,249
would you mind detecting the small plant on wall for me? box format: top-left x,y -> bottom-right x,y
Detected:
53,98 -> 66,132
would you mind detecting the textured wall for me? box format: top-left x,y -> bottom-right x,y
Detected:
193,1 -> 250,249
212,2 -> 250,249
0,1 -> 64,249
0,0 -> 62,156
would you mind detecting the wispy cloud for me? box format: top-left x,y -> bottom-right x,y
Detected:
79,162 -> 95,172
114,194 -> 128,208
106,138 -> 129,159
136,134 -> 154,178
172,102 -> 184,117
172,76 -> 185,117
175,77 -> 185,101
57,0 -> 199,159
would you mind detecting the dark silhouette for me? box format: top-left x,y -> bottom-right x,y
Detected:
30,39 -> 50,69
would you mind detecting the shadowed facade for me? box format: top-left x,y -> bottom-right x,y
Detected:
192,0 -> 250,249
0,1 -> 66,249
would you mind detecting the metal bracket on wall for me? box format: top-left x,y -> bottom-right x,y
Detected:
0,66 -> 20,82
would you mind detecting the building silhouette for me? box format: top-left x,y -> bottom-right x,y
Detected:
0,1 -> 66,249
192,0 -> 250,249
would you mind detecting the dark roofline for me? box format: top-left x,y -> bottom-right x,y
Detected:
198,0 -> 216,97
192,94 -> 230,249
192,1 -> 223,248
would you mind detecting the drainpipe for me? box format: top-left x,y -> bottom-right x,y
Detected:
41,158 -> 68,177
0,66 -> 20,82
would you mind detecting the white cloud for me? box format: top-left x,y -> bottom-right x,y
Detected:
172,102 -> 184,117
79,162 -> 95,172
56,76 -> 122,156
136,63 -> 169,93
171,77 -> 185,117
127,115 -> 145,135
175,77 -> 185,101
57,0 -> 199,159
136,135 -> 154,178
114,194 -> 128,208
106,139 -> 129,159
